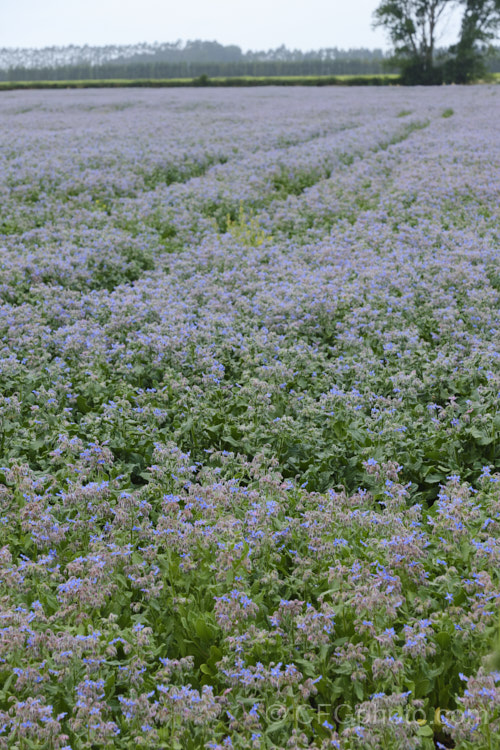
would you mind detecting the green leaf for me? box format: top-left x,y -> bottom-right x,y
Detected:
105,672 -> 116,697
266,719 -> 289,735
415,679 -> 431,698
294,658 -> 316,677
435,631 -> 451,649
417,724 -> 434,737
195,616 -> 215,641
208,645 -> 223,668
425,473 -> 444,483
76,394 -> 90,413
354,681 -> 364,701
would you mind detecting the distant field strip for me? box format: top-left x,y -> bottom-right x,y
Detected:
0,74 -> 401,90
0,87 -> 499,749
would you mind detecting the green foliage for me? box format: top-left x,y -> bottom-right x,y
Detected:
223,202 -> 271,246
271,166 -> 330,196
193,74 -> 210,86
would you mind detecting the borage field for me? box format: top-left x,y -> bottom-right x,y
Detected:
0,86 -> 499,750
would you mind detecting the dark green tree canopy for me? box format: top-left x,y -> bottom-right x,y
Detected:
459,0 -> 500,45
374,0 -> 500,82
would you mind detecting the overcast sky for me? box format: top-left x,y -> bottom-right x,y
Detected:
1,0 -> 464,52
1,0 -> 396,51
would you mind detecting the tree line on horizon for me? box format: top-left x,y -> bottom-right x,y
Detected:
0,41 -> 389,71
0,20 -> 499,84
0,42 -> 398,82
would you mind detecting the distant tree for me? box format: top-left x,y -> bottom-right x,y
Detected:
373,0 -> 453,82
445,0 -> 500,81
374,0 -> 500,82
